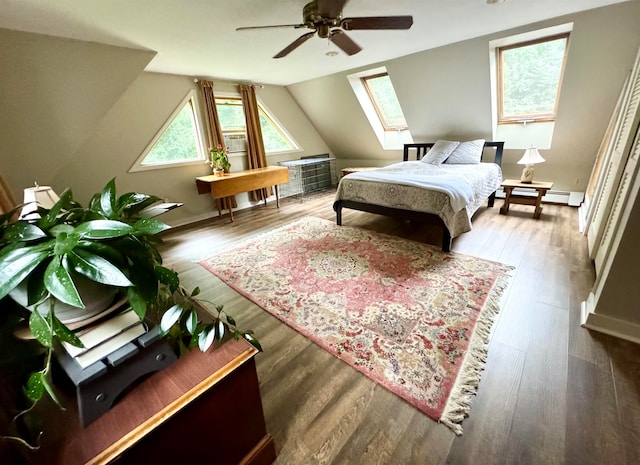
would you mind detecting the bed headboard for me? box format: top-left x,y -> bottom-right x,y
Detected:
403,141 -> 504,166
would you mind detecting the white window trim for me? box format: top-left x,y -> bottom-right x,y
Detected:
347,66 -> 413,150
489,22 -> 573,150
214,91 -> 302,157
129,89 -> 207,172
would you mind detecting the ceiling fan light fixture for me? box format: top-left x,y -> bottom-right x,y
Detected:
325,50 -> 339,57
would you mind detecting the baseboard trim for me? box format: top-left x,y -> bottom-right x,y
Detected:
580,295 -> 640,344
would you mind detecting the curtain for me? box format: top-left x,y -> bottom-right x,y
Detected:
0,173 -> 17,218
239,84 -> 272,201
199,80 -> 236,209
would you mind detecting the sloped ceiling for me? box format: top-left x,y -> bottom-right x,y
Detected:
0,28 -> 156,193
0,0 -> 630,85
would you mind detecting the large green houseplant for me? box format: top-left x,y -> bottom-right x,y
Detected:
0,179 -> 259,448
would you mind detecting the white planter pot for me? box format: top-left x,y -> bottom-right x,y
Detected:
10,275 -> 119,324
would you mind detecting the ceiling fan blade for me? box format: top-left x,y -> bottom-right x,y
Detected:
329,30 -> 361,56
236,23 -> 305,31
274,31 -> 316,58
317,0 -> 349,19
341,16 -> 413,30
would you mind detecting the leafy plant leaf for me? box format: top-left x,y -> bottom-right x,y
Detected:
243,333 -> 263,352
100,178 -> 117,218
74,220 -> 134,239
155,265 -> 179,292
198,326 -> 216,352
116,192 -> 151,213
26,264 -> 48,306
225,314 -> 236,326
67,249 -> 132,287
51,313 -> 83,348
52,231 -> 80,256
77,241 -> 125,266
160,304 -> 183,333
117,193 -> 161,217
43,258 -> 83,308
23,372 -> 45,403
2,222 -> 47,242
0,245 -> 52,300
41,375 -> 63,408
39,188 -> 73,230
216,320 -> 226,341
191,286 -> 201,297
29,310 -> 52,348
133,218 -> 171,235
127,287 -> 147,320
185,310 -> 198,335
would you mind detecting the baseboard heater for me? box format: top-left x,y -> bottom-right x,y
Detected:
494,187 -> 584,207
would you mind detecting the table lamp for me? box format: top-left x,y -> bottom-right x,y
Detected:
19,183 -> 60,220
517,147 -> 545,183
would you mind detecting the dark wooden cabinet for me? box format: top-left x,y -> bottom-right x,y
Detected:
16,338 -> 275,465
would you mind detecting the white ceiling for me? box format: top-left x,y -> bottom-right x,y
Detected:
0,0 -> 629,86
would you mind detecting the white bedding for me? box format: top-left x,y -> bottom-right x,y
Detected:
335,161 -> 503,237
346,161 -> 481,212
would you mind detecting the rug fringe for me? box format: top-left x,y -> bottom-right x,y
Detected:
439,268 -> 514,435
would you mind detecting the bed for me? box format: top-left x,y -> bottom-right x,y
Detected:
333,140 -> 504,252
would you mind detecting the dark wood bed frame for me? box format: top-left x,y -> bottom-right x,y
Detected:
333,141 -> 505,252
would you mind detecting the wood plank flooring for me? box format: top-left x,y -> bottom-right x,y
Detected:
159,190 -> 640,465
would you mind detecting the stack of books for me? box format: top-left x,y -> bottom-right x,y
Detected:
62,308 -> 146,369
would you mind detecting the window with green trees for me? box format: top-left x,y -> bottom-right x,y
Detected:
140,96 -> 205,166
497,33 -> 569,123
215,97 -> 298,153
361,73 -> 408,130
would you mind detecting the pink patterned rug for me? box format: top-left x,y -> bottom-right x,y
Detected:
199,217 -> 513,434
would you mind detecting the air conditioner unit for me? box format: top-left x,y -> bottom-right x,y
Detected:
223,134 -> 247,153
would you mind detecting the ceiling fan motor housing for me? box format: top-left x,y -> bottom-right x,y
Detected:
303,0 -> 342,32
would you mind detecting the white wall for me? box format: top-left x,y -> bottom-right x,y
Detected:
0,27 -> 155,195
287,2 -> 640,192
0,29 -> 331,226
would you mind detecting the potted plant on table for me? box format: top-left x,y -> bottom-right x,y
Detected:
0,179 -> 259,448
209,145 -> 231,177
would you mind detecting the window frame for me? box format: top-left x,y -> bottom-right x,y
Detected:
360,72 -> 408,131
214,95 -> 300,154
496,32 -> 570,124
129,90 -> 207,172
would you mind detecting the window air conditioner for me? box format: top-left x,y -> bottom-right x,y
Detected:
223,134 -> 247,153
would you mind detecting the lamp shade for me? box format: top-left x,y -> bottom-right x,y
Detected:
20,185 -> 60,220
517,147 -> 545,165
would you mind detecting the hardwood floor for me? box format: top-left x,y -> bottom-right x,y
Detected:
159,190 -> 640,465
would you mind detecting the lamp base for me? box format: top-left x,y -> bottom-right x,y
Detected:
520,164 -> 535,183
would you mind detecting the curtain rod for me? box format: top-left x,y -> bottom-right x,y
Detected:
193,78 -> 264,88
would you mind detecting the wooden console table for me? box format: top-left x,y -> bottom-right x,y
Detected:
20,338 -> 275,465
500,179 -> 553,219
196,166 -> 289,222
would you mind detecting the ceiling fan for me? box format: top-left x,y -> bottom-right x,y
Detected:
236,0 -> 413,59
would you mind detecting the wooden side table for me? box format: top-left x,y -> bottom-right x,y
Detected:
195,166 -> 289,222
500,179 -> 553,219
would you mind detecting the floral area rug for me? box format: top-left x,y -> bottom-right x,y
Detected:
199,217 -> 513,434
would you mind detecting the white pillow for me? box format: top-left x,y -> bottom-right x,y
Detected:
422,139 -> 459,164
445,139 -> 485,164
